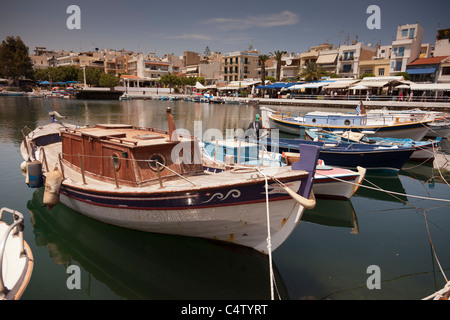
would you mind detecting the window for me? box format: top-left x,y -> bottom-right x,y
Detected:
393,47 -> 398,56
349,51 -> 354,60
344,52 -> 348,60
442,67 -> 450,76
395,61 -> 402,71
378,68 -> 385,76
343,64 -> 352,73
409,28 -> 415,39
112,153 -> 121,171
398,47 -> 405,57
149,153 -> 165,171
402,29 -> 408,37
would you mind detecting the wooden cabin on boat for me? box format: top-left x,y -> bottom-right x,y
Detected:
60,110 -> 203,188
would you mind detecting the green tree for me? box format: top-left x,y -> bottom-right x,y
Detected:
359,72 -> 375,79
78,67 -> 102,86
395,72 -> 411,81
298,62 -> 327,82
158,73 -> 180,93
99,73 -> 120,87
270,50 -> 286,82
0,36 -> 33,86
258,54 -> 270,84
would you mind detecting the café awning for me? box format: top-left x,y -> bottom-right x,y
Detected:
325,80 -> 360,89
316,53 -> 338,65
409,83 -> 450,91
406,68 -> 436,75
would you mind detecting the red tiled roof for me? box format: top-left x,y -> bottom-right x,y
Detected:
408,56 -> 449,66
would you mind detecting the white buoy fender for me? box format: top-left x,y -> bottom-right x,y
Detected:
43,167 -> 63,210
21,161 -> 27,178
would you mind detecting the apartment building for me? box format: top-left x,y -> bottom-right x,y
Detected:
222,50 -> 260,82
390,23 -> 423,73
316,49 -> 339,74
337,42 -> 376,78
434,28 -> 450,83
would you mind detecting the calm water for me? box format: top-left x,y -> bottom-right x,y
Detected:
0,96 -> 449,300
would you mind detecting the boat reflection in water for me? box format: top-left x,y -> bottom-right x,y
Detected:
27,187 -> 289,300
300,199 -> 359,234
355,172 -> 408,203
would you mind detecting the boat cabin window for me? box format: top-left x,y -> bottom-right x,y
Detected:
149,153 -> 166,171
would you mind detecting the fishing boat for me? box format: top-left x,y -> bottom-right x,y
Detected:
261,106 -> 432,141
367,108 -> 450,138
0,91 -> 25,96
263,137 -> 415,173
306,129 -> 441,162
202,139 -> 366,200
0,207 -> 34,300
20,109 -> 320,254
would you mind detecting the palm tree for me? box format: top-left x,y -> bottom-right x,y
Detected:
258,54 -> 270,96
270,50 -> 286,82
298,62 -> 327,82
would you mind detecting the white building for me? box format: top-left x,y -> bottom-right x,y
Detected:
390,23 -> 423,73
434,28 -> 450,57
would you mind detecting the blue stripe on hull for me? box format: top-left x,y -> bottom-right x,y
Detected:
59,178 -> 302,211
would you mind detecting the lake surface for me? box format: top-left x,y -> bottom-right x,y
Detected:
0,96 -> 449,300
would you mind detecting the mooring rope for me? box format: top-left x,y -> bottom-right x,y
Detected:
256,167 -> 275,301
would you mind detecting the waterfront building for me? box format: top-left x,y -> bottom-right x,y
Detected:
281,53 -> 302,79
434,28 -> 450,57
55,51 -> 105,70
406,56 -> 450,83
337,42 -> 376,78
437,57 -> 450,84
316,49 -> 339,75
389,23 -> 424,73
222,50 -> 260,83
358,58 -> 391,78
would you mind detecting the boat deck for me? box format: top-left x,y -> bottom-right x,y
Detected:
34,141 -> 309,193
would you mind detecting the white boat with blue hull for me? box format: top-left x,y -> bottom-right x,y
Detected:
261,107 -> 432,141
306,129 -> 441,163
20,109 -> 320,254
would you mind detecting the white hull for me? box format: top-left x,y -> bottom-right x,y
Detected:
0,208 -> 33,300
426,125 -> 450,138
314,175 -> 361,200
60,193 -> 303,254
269,117 -> 429,141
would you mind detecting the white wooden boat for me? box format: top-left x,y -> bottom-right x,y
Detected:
367,108 -> 450,138
0,207 -> 34,300
20,109 -> 320,254
261,107 -> 432,141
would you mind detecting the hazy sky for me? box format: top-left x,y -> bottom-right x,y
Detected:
1,0 -> 449,56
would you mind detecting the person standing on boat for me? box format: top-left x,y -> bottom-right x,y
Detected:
247,114 -> 264,140
246,114 -> 264,160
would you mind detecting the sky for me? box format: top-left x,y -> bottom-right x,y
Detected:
1,0 -> 449,57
